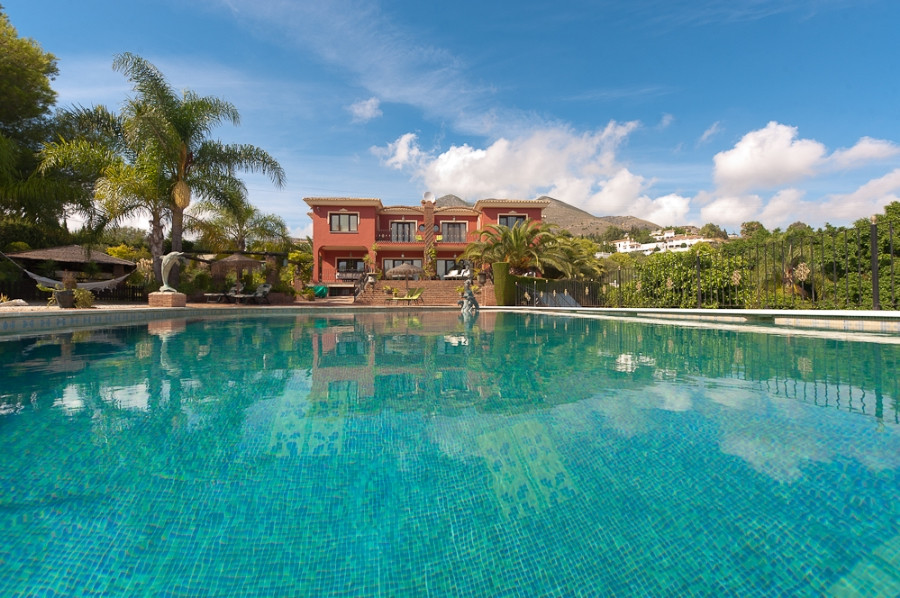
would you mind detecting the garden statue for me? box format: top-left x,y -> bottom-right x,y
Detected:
459,278 -> 479,315
159,252 -> 184,292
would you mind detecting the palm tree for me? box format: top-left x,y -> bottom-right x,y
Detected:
186,192 -> 291,254
40,105 -> 172,281
112,53 -> 286,266
462,219 -> 568,276
547,234 -> 605,280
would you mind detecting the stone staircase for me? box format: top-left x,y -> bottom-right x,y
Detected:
354,280 -> 495,307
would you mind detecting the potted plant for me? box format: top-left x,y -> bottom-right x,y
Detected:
37,283 -> 74,308
54,271 -> 77,308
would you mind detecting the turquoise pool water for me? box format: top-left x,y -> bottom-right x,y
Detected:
1,311 -> 899,596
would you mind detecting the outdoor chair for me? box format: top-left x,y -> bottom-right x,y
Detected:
444,269 -> 472,280
405,287 -> 424,304
204,282 -> 243,303
389,287 -> 424,305
234,283 -> 272,304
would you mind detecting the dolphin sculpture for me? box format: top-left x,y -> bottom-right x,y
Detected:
159,252 -> 184,292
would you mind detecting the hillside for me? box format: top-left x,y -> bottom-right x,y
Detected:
435,194 -> 658,236
537,196 -> 658,236
435,194 -> 470,207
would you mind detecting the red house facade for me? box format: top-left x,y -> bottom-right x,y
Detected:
304,196 -> 549,290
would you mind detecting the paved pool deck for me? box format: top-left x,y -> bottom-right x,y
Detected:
1,300 -> 898,339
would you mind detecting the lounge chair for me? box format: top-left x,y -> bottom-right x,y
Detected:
445,269 -> 472,280
234,283 -> 272,304
406,287 -> 424,304
204,283 -> 243,303
389,287 -> 424,305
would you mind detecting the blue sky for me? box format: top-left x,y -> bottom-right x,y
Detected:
7,0 -> 900,235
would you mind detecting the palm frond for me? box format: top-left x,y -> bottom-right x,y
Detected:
193,141 -> 286,188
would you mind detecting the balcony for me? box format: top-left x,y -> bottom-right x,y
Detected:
333,270 -> 365,282
375,230 -> 479,244
376,231 -> 418,244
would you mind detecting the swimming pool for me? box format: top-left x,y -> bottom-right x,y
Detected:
1,310 -> 899,596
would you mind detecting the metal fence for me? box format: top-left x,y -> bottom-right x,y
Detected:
516,220 -> 898,310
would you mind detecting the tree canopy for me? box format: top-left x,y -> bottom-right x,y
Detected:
111,52 -> 285,263
186,194 -> 290,253
38,54 -> 286,284
0,7 -> 82,247
699,223 -> 728,239
0,7 -> 58,144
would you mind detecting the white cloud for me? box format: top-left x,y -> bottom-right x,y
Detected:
818,168 -> 900,222
348,97 -> 383,123
658,113 -> 674,129
758,188 -> 809,228
580,168 -> 649,214
373,121 -> 645,205
700,195 -> 764,228
829,137 -> 900,169
373,132 -> 427,171
290,222 -> 313,240
635,193 -> 692,225
370,122 -> 690,224
696,167 -> 900,230
713,121 -> 826,193
694,122 -> 900,228
698,121 -> 722,145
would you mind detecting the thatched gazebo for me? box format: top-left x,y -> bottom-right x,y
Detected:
211,253 -> 263,286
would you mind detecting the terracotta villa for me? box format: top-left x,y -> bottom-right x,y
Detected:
304,195 -> 549,294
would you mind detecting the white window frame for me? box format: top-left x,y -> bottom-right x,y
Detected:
498,214 -> 526,228
336,257 -> 365,273
329,212 -> 359,232
440,221 -> 467,242
389,220 -> 416,242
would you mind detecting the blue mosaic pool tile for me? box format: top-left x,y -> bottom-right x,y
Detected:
2,313 -> 900,596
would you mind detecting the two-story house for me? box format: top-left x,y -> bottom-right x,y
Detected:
304,195 -> 549,292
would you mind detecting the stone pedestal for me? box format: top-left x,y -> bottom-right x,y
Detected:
148,292 -> 187,308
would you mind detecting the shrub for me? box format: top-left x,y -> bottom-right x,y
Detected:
5,241 -> 30,253
106,243 -> 151,262
73,288 -> 94,308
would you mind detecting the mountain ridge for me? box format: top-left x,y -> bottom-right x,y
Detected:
435,194 -> 658,236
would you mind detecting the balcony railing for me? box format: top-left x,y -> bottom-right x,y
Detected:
376,231 -> 417,243
375,230 -> 479,244
334,270 -> 365,281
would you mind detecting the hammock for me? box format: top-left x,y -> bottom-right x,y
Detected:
22,269 -> 134,291
1,250 -> 135,291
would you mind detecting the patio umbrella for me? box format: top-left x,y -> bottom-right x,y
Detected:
385,263 -> 425,288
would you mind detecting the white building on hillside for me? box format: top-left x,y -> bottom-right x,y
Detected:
612,232 -> 720,255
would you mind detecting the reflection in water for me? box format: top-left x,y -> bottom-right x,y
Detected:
1,312 -> 899,595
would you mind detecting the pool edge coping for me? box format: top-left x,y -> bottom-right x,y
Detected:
1,304 -> 898,339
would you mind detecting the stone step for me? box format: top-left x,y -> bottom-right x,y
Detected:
353,281 -> 493,306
